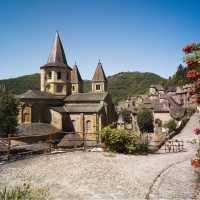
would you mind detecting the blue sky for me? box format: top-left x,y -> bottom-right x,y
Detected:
0,0 -> 200,80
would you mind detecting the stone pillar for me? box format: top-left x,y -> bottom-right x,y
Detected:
93,114 -> 97,133
80,113 -> 84,134
40,69 -> 46,92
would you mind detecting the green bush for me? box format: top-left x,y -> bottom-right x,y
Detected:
100,127 -> 149,154
186,106 -> 196,117
137,109 -> 154,133
0,183 -> 50,200
164,119 -> 177,133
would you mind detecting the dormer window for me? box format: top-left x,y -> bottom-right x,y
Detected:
96,84 -> 101,91
47,71 -> 52,79
57,72 -> 62,80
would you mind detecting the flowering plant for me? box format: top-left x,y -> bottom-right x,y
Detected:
183,42 -> 200,168
194,128 -> 200,135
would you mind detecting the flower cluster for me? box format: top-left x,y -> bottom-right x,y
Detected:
194,128 -> 200,135
183,43 -> 197,54
185,60 -> 193,67
186,70 -> 198,78
191,159 -> 200,168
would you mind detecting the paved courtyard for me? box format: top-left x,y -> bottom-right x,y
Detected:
0,114 -> 200,200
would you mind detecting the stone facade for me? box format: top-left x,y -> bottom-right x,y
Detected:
17,32 -> 117,136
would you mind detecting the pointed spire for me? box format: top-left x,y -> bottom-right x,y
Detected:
47,31 -> 67,65
92,61 -> 107,82
71,63 -> 83,83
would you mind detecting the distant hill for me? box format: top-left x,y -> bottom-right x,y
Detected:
0,71 -> 166,104
0,74 -> 40,94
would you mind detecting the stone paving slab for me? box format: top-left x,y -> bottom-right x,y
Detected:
0,114 -> 199,200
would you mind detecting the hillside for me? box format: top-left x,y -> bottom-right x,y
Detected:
0,72 -> 166,104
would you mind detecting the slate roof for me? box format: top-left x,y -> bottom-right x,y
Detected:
65,104 -> 104,113
40,32 -> 71,70
176,87 -> 186,94
16,90 -> 65,100
150,84 -> 164,91
159,95 -> 185,119
51,104 -> 104,113
71,64 -> 83,83
17,123 -> 60,136
50,106 -> 66,113
65,92 -> 108,102
92,62 -> 107,82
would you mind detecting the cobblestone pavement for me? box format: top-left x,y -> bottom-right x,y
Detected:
0,114 -> 199,200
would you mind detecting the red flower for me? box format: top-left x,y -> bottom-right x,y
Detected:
188,88 -> 194,96
186,60 -> 193,67
193,128 -> 200,135
183,43 -> 197,53
191,159 -> 200,168
186,70 -> 198,78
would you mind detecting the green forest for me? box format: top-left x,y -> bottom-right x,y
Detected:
0,67 -> 189,104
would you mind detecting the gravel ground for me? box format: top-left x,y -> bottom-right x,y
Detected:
0,114 -> 199,200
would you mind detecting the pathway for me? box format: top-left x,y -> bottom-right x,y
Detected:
0,114 -> 199,200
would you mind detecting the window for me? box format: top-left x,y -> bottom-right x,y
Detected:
47,71 -> 52,79
56,84 -> 63,93
72,85 -> 75,91
96,84 -> 101,91
86,120 -> 92,132
57,72 -> 62,80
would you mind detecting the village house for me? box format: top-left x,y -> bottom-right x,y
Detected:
116,84 -> 187,130
16,32 -> 117,138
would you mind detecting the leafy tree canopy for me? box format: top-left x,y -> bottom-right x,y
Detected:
137,109 -> 154,133
0,88 -> 19,137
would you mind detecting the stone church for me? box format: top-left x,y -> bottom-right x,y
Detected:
17,32 -> 116,135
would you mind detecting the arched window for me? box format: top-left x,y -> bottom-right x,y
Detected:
22,106 -> 31,123
85,120 -> 92,133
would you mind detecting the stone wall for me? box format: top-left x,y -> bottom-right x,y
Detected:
50,109 -> 63,130
153,112 -> 172,124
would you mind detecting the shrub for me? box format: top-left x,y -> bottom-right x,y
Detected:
164,119 -> 177,133
186,106 -> 196,117
100,127 -> 149,154
137,109 -> 154,133
0,183 -> 50,200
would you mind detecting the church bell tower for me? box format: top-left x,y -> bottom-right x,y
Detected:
92,61 -> 107,93
40,32 -> 71,96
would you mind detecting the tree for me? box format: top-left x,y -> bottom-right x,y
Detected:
0,88 -> 19,137
164,119 -> 176,133
137,109 -> 154,133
